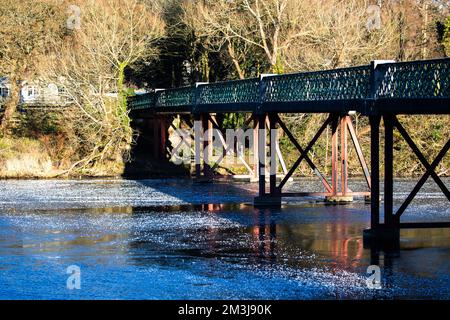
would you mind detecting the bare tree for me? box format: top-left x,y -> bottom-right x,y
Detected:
392,0 -> 448,60
284,0 -> 399,71
42,0 -> 165,173
184,0 -> 253,79
0,0 -> 67,132
183,0 -> 401,76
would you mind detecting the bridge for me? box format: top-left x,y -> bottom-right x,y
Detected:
128,58 -> 450,243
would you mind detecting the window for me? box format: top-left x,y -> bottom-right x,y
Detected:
0,87 -> 9,98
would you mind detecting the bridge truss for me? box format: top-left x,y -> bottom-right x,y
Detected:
128,58 -> 450,242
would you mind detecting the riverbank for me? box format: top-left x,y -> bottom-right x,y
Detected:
1,135 -> 449,180
0,135 -> 190,179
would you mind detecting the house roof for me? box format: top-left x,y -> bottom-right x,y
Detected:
0,77 -> 9,88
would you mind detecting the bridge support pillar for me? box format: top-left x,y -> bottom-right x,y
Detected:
194,114 -> 202,180
258,113 -> 267,198
254,113 -> 281,207
202,113 -> 213,180
254,113 -> 370,206
150,115 -> 169,160
254,195 -> 282,207
152,118 -> 159,159
363,227 -> 400,248
325,114 -> 370,203
364,114 -> 450,242
252,115 -> 260,182
363,114 -> 400,245
364,114 -> 404,243
269,113 -> 278,197
159,116 -> 168,160
193,113 -> 214,182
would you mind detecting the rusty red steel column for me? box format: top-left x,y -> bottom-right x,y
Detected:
331,115 -> 339,197
346,116 -> 371,190
340,116 -> 349,196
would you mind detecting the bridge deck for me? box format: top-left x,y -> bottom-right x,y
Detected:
129,58 -> 449,116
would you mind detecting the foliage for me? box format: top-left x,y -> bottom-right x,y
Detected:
444,15 -> 450,56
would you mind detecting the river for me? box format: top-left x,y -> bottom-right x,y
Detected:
0,178 -> 448,299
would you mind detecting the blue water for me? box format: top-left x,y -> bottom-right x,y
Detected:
0,179 -> 448,299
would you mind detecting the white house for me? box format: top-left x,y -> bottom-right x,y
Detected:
0,77 -> 10,100
0,76 -> 73,107
20,80 -> 70,106
1,76 -> 131,108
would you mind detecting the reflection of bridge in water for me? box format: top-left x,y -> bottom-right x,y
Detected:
128,58 -> 450,243
126,203 -> 447,276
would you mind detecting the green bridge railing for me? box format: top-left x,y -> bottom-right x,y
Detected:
128,58 -> 450,114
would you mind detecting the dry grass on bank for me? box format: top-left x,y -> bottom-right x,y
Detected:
0,137 -> 58,178
0,137 -> 126,179
0,137 -> 125,179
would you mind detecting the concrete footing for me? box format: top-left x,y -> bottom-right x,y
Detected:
363,227 -> 400,249
364,195 -> 382,203
325,195 -> 354,203
253,196 -> 282,208
232,175 -> 293,183
193,177 -> 214,184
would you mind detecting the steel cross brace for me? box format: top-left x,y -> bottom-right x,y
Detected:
275,113 -> 334,193
391,116 -> 450,220
273,113 -> 371,198
207,114 -> 255,176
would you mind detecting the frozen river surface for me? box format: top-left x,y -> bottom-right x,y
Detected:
0,178 -> 448,299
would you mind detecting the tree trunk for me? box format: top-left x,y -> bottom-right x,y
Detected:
272,54 -> 284,74
227,42 -> 245,80
117,61 -> 132,145
1,79 -> 20,133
